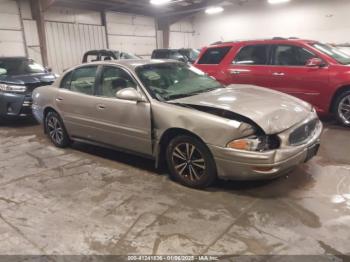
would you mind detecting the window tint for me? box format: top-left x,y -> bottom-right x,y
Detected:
100,66 -> 136,98
233,45 -> 269,65
60,71 -> 72,89
152,50 -> 169,59
273,45 -> 317,66
197,47 -> 231,64
70,66 -> 97,95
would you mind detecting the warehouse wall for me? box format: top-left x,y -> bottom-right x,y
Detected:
105,12 -> 157,58
169,19 -> 195,49
19,0 -> 42,64
0,0 -> 26,57
193,0 -> 350,48
44,7 -> 107,73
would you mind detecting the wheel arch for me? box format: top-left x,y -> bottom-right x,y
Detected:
330,85 -> 350,113
43,106 -> 59,134
155,128 -> 210,169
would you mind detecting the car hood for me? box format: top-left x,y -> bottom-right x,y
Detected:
172,85 -> 313,134
0,73 -> 56,85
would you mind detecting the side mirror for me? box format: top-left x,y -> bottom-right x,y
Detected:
306,58 -> 325,67
0,68 -> 7,75
116,87 -> 146,102
178,57 -> 188,63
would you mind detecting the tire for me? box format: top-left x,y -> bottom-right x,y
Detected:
334,90 -> 350,127
166,135 -> 217,189
45,111 -> 71,148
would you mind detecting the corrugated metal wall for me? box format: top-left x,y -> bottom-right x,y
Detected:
44,7 -> 107,73
169,19 -> 195,49
0,0 -> 26,57
106,12 -> 157,58
45,22 -> 106,73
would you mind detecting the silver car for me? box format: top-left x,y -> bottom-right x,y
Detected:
32,60 -> 322,188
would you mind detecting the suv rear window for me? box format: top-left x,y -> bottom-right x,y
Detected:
197,47 -> 231,64
233,45 -> 269,65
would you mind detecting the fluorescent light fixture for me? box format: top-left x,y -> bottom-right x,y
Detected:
268,0 -> 290,4
205,6 -> 224,15
150,0 -> 171,5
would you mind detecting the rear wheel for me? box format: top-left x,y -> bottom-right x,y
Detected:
45,111 -> 71,148
166,135 -> 217,189
334,90 -> 350,127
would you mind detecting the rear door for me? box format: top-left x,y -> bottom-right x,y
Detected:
55,65 -> 101,141
226,44 -> 272,86
195,46 -> 232,83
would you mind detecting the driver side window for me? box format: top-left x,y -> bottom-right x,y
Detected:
272,45 -> 317,66
100,66 -> 137,98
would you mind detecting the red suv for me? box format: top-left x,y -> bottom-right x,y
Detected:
194,38 -> 350,127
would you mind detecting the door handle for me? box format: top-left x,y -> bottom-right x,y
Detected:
230,70 -> 241,75
96,104 -> 106,110
56,97 -> 63,102
272,72 -> 285,76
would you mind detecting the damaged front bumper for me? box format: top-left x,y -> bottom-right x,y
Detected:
209,119 -> 323,180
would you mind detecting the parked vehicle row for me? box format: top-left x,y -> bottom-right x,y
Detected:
4,39 -> 345,188
194,38 -> 350,127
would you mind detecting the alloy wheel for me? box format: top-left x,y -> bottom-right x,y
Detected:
47,116 -> 64,145
171,143 -> 206,182
338,94 -> 350,125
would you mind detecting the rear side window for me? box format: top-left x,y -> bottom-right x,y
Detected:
197,47 -> 231,64
233,45 -> 269,65
60,71 -> 72,89
70,66 -> 98,95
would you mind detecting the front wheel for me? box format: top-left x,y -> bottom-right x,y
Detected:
334,90 -> 350,127
45,111 -> 71,148
166,135 -> 217,189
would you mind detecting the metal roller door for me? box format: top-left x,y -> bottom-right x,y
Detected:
45,22 -> 107,73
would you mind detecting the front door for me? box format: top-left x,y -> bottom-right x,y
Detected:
92,65 -> 152,156
267,44 -> 330,111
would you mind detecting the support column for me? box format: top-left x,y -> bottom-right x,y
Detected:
30,0 -> 55,67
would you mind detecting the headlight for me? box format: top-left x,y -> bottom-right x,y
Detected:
0,83 -> 27,93
227,135 -> 280,152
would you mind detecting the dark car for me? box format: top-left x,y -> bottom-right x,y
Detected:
151,48 -> 200,64
0,57 -> 56,119
82,49 -> 141,63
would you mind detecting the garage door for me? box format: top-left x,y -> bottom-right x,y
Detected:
45,22 -> 107,73
0,0 -> 26,57
106,12 -> 157,58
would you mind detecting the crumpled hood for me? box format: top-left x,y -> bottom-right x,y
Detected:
172,85 -> 313,134
0,73 -> 55,85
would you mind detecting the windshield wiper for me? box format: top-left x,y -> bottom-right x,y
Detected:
166,87 -> 219,101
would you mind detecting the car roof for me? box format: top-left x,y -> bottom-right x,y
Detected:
0,56 -> 28,60
208,38 -> 317,48
76,59 -> 182,71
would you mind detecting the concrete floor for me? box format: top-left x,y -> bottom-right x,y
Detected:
0,118 -> 349,259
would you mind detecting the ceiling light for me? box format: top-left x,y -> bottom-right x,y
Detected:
205,6 -> 224,15
150,0 -> 171,5
268,0 -> 290,4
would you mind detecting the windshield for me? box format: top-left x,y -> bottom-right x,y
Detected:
188,49 -> 200,62
136,63 -> 223,101
0,59 -> 46,75
312,43 -> 350,65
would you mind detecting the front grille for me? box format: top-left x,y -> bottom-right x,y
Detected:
289,119 -> 318,146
